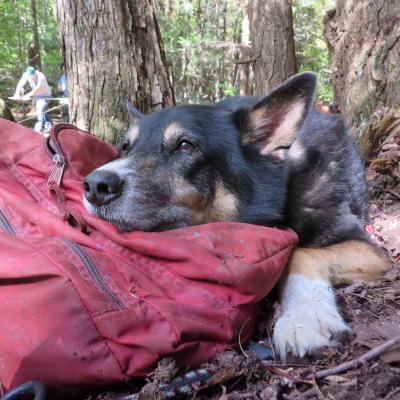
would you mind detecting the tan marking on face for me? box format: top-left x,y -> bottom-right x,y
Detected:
205,181 -> 239,222
164,122 -> 186,146
170,176 -> 206,218
126,125 -> 139,143
170,177 -> 238,225
138,156 -> 158,170
287,241 -> 390,285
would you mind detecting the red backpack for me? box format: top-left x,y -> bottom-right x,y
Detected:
0,118 -> 297,395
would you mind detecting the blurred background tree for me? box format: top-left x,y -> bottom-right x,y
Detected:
156,0 -> 243,103
293,0 -> 334,103
249,0 -> 297,95
156,0 -> 335,103
0,0 -> 60,99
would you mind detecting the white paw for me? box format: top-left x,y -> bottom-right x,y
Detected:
273,274 -> 351,360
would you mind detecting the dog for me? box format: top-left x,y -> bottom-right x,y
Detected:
83,72 -> 390,360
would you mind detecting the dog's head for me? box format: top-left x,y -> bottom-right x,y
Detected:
83,73 -> 316,231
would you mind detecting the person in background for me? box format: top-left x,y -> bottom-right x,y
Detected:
57,63 -> 69,123
13,66 -> 53,133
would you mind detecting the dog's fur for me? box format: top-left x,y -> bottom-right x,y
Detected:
83,73 -> 390,359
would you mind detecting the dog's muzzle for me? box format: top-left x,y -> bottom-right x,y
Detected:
83,170 -> 123,206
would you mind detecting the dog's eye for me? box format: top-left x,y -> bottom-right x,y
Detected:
177,140 -> 195,152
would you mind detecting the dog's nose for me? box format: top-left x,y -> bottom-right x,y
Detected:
83,170 -> 123,206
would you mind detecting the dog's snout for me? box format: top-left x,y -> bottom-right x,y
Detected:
83,170 -> 123,206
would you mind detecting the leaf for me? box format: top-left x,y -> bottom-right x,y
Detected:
357,316 -> 400,363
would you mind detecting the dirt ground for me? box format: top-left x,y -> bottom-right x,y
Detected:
91,130 -> 400,399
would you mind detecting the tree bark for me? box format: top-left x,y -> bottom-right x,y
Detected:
30,0 -> 42,70
53,0 -> 175,143
324,0 -> 400,135
249,0 -> 297,95
238,0 -> 250,96
14,0 -> 24,70
0,99 -> 16,122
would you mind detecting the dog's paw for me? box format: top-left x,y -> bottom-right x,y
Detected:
273,274 -> 352,360
273,302 -> 352,360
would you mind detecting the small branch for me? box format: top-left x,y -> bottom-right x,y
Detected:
238,318 -> 250,358
266,328 -> 276,364
384,387 -> 400,400
18,103 -> 67,123
232,58 -> 256,64
312,379 -> 325,400
267,366 -> 313,385
314,334 -> 400,380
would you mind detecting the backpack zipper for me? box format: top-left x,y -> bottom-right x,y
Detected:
61,238 -> 124,309
0,209 -> 123,308
0,208 -> 16,236
47,153 -> 66,190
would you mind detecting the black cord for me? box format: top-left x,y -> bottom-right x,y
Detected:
0,381 -> 46,400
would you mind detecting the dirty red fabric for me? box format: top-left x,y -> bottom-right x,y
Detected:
0,118 -> 298,394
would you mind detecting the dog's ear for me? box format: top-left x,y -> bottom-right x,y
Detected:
126,101 -> 143,129
233,72 -> 316,160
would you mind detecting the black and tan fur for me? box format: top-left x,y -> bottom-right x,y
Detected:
83,73 -> 390,359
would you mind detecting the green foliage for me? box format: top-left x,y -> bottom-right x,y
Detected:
158,0 -> 336,104
0,0 -> 61,99
0,0 -> 336,106
156,0 -> 243,104
293,0 -> 335,103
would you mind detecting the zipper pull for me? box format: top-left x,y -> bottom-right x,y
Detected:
47,153 -> 66,189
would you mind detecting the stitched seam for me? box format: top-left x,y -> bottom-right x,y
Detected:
92,304 -> 145,318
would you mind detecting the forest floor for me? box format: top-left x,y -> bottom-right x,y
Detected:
93,127 -> 400,399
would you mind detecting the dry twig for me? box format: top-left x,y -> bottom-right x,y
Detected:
314,334 -> 400,380
384,386 -> 400,400
238,318 -> 250,358
267,367 -> 313,385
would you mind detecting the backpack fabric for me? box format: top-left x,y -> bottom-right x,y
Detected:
0,118 -> 298,394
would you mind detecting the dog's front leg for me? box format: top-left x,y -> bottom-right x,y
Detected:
272,241 -> 390,360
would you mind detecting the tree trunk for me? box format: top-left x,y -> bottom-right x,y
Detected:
238,0 -> 250,96
14,0 -> 24,70
249,0 -> 297,95
30,0 -> 42,70
0,99 -> 16,122
324,0 -> 400,135
53,0 -> 175,143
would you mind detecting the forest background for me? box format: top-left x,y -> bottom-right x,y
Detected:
0,0 -> 333,113
0,0 -> 399,156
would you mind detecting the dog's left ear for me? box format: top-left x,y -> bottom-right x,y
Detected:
233,72 -> 316,159
126,101 -> 143,129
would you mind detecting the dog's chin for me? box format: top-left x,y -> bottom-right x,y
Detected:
83,197 -> 189,232
111,219 -> 189,233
